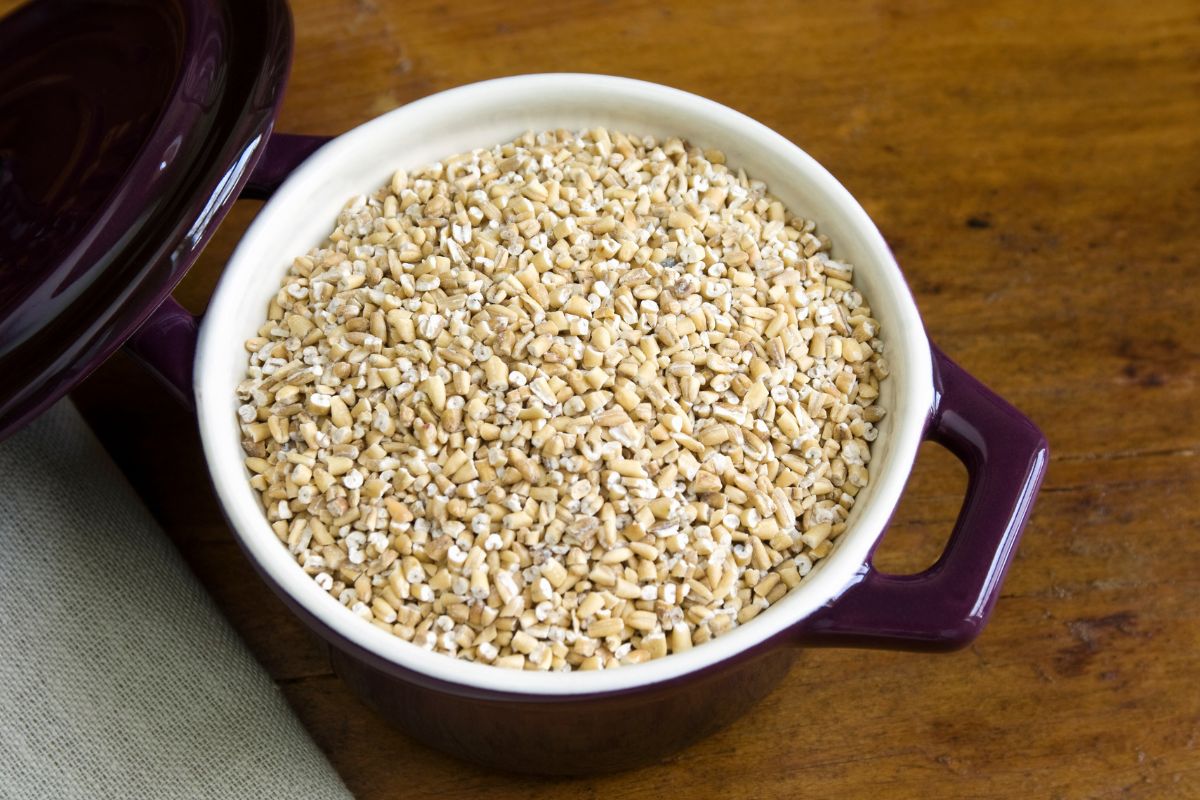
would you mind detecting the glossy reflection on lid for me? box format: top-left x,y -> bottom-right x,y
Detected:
0,0 -> 293,441
0,3 -> 182,339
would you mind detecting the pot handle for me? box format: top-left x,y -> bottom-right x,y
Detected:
793,343 -> 1048,651
125,132 -> 329,405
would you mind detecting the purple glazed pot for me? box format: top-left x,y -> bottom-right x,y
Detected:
179,76 -> 1045,773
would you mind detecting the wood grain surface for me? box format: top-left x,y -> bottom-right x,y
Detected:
47,0 -> 1200,796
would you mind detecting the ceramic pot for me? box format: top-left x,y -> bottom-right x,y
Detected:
125,75 -> 1047,774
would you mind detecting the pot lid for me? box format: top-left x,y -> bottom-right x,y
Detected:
0,0 -> 293,440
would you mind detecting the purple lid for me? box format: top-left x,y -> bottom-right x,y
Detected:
0,0 -> 293,440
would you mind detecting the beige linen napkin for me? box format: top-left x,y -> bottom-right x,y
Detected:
0,401 -> 352,800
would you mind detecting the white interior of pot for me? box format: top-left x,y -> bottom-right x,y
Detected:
196,74 -> 934,695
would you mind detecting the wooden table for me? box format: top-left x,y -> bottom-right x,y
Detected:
61,0 -> 1200,796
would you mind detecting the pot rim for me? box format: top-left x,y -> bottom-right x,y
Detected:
195,73 -> 933,696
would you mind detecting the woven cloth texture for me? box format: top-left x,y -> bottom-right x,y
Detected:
0,401 -> 351,800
